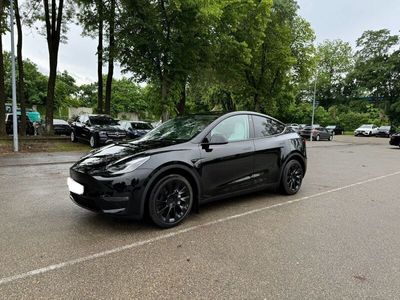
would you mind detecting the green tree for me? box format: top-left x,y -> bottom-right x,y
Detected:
54,70 -> 78,108
76,0 -> 105,113
351,29 -> 400,125
118,0 -> 224,121
25,0 -> 75,134
3,52 -> 48,106
212,0 -> 315,114
315,40 -> 354,106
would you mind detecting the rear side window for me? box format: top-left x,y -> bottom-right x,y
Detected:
253,116 -> 285,137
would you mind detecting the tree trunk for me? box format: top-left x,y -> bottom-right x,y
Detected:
97,0 -> 103,113
254,93 -> 260,112
15,0 -> 26,136
176,81 -> 186,115
161,75 -> 169,122
43,0 -> 64,135
0,0 -> 6,136
45,48 -> 59,134
104,0 -> 115,115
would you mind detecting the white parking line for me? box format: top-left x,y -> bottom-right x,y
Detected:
1,170 -> 400,286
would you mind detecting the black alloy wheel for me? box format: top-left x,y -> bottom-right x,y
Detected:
281,160 -> 304,195
149,174 -> 193,228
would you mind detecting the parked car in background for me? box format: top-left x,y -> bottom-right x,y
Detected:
325,125 -> 344,135
70,114 -> 127,148
389,132 -> 400,147
68,111 -> 307,228
53,119 -> 72,136
286,123 -> 300,132
5,113 -> 35,135
119,121 -> 153,139
300,125 -> 332,141
5,103 -> 42,123
375,126 -> 395,138
354,124 -> 378,136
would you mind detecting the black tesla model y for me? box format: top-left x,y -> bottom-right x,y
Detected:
68,112 -> 307,228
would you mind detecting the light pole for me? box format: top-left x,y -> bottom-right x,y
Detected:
9,0 -> 18,151
310,71 -> 318,142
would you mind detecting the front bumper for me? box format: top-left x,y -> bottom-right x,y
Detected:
98,136 -> 127,145
69,168 -> 151,219
354,131 -> 371,136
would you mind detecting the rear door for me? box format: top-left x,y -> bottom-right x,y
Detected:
199,114 -> 255,198
318,127 -> 327,139
252,115 -> 286,185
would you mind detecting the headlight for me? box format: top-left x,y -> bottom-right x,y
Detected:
106,156 -> 150,175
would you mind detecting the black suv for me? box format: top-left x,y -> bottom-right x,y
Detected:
5,113 -> 35,135
70,114 -> 127,148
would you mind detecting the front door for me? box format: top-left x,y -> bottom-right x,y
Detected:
198,115 -> 255,198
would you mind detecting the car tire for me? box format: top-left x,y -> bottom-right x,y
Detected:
148,174 -> 193,228
280,160 -> 304,195
89,134 -> 98,148
369,131 -> 372,136
328,135 -> 332,141
71,131 -> 77,143
316,135 -> 320,141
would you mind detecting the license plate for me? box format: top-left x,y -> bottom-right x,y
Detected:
67,177 -> 84,195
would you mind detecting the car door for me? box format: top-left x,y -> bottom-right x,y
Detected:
72,115 -> 82,138
81,115 -> 92,140
199,114 -> 255,198
319,127 -> 329,139
252,115 -> 286,185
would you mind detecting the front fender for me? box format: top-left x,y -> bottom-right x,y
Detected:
138,162 -> 202,218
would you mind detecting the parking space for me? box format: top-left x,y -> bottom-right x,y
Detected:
1,136 -> 399,299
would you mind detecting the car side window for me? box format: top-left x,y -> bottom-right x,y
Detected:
210,115 -> 250,142
253,116 -> 285,137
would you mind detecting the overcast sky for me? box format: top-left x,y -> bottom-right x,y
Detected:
3,0 -> 400,85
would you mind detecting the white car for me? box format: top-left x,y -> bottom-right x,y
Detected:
354,124 -> 379,136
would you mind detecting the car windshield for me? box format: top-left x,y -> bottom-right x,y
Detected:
140,115 -> 218,142
131,122 -> 152,130
89,116 -> 118,126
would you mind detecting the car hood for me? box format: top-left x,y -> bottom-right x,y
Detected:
355,127 -> 370,131
71,139 -> 182,175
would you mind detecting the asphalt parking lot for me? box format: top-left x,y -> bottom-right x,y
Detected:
1,136 -> 400,299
